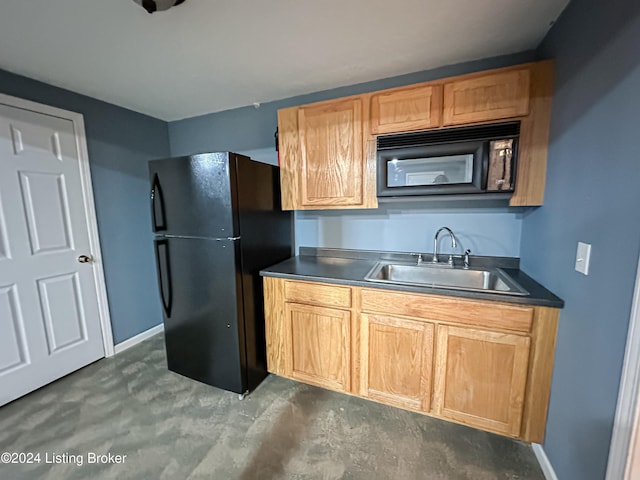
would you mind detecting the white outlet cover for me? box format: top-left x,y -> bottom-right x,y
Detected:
575,242 -> 591,275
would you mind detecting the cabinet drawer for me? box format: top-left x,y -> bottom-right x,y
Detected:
284,280 -> 352,308
360,288 -> 533,333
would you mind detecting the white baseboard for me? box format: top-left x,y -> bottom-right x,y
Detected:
114,324 -> 164,354
533,443 -> 559,480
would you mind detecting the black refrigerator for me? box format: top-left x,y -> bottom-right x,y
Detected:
148,152 -> 292,394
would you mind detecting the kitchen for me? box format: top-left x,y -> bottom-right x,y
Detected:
1,0 -> 639,479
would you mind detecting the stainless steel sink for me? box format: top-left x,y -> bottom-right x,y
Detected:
364,262 -> 529,296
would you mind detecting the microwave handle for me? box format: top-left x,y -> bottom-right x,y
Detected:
487,140 -> 513,191
498,147 -> 513,189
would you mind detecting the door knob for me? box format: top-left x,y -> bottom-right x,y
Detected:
78,255 -> 94,263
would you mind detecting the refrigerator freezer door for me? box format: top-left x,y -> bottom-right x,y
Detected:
154,236 -> 246,393
149,153 -> 238,238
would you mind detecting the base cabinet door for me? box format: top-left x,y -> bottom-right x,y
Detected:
361,314 -> 434,412
286,303 -> 351,393
434,325 -> 531,437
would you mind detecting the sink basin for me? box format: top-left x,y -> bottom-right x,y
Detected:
364,262 -> 529,296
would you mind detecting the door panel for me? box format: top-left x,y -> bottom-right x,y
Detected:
37,273 -> 87,353
0,194 -> 10,260
0,284 -> 28,374
19,171 -> 74,255
0,102 -> 105,406
159,237 -> 245,393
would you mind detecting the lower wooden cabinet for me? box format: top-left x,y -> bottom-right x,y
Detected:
433,325 -> 531,437
263,277 -> 559,442
287,303 -> 351,393
360,313 -> 434,412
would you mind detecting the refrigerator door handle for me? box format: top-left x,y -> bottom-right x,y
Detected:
151,173 -> 167,232
154,239 -> 173,318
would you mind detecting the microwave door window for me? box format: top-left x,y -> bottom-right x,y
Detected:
387,155 -> 474,188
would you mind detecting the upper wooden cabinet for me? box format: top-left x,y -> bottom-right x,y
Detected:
443,69 -> 530,126
370,84 -> 442,134
278,97 -> 377,210
277,60 -> 554,209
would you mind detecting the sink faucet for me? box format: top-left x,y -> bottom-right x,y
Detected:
410,252 -> 424,265
433,227 -> 457,266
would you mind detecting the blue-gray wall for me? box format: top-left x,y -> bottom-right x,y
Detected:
0,69 -> 170,345
169,52 -> 536,257
520,0 -> 640,478
295,205 -> 524,257
169,52 -> 536,156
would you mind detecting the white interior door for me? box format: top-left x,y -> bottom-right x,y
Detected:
0,100 -> 107,406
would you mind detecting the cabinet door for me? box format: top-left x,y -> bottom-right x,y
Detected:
443,69 -> 530,126
361,314 -> 434,412
297,98 -> 364,207
434,325 -> 530,437
370,85 -> 442,134
286,303 -> 351,393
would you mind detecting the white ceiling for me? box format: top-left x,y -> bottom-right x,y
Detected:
0,0 -> 569,121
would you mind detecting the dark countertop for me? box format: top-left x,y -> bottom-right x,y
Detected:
260,248 -> 564,309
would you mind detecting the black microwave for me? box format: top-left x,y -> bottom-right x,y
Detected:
376,122 -> 520,197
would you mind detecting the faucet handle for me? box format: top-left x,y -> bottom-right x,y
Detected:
410,252 -> 423,265
463,249 -> 471,269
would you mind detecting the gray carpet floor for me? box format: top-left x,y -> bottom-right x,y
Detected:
0,334 -> 545,479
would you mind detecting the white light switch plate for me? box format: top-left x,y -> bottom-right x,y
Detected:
575,242 -> 591,275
